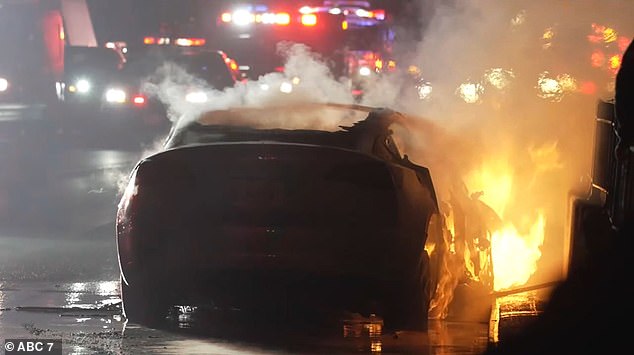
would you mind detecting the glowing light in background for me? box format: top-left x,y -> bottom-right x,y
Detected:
542,27 -> 555,49
600,25 -> 618,43
75,79 -> 91,93
557,73 -> 578,93
511,9 -> 526,27
408,65 -> 421,76
483,68 -> 515,91
536,72 -> 562,101
0,78 -> 8,92
105,88 -> 126,103
588,23 -> 615,43
232,10 -> 254,26
456,81 -> 484,104
417,81 -> 433,100
279,81 -> 293,93
609,54 -> 622,74
359,66 -> 372,76
591,49 -> 606,68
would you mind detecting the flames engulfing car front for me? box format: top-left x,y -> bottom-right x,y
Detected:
116,104 -> 443,330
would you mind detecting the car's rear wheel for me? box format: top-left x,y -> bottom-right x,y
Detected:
380,251 -> 430,331
120,275 -> 170,325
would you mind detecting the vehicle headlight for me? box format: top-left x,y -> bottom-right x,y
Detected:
359,66 -> 372,77
279,81 -> 293,94
0,77 -> 8,92
105,88 -> 127,103
68,78 -> 91,94
185,91 -> 208,103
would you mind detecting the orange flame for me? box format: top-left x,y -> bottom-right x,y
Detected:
491,213 -> 545,290
464,151 -> 548,291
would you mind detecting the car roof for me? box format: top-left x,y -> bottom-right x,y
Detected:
172,102 -> 375,132
164,102 -> 404,151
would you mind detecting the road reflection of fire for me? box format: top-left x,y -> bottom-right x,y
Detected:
342,315 -> 383,353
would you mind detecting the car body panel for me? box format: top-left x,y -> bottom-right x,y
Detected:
116,103 -> 441,327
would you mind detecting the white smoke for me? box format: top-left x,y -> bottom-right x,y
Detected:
142,43 -> 355,129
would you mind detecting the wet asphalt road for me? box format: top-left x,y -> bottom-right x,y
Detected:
0,119 -> 551,354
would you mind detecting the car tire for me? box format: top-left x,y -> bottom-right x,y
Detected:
382,252 -> 430,331
120,275 -> 170,326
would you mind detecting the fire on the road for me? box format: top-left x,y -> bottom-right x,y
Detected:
463,141 -> 563,291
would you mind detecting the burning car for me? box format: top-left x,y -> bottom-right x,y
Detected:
116,103 -> 448,330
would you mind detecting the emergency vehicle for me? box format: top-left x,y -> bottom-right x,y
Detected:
211,1 -> 395,96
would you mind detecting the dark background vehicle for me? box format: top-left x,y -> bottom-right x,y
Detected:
101,43 -> 239,142
116,104 -> 444,331
61,46 -> 125,105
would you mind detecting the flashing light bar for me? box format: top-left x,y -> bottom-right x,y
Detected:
218,4 -> 385,27
174,38 -> 206,46
274,13 -> 291,25
143,37 -> 205,47
353,9 -> 384,20
220,10 -> 291,26
312,5 -> 385,20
